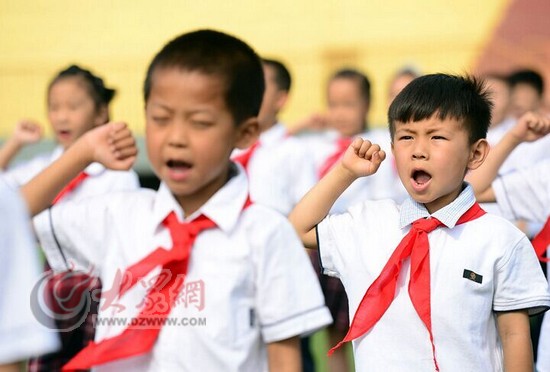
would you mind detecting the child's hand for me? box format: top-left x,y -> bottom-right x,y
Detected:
341,137 -> 386,178
509,112 -> 550,143
84,122 -> 137,170
12,120 -> 43,145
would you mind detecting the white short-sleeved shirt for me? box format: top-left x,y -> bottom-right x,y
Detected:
0,179 -> 60,363
299,128 -> 407,213
492,161 -> 550,372
317,184 -> 550,372
33,164 -> 332,371
1,146 -> 140,201
233,123 -> 317,216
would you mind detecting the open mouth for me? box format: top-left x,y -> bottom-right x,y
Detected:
165,159 -> 193,181
412,169 -> 432,185
167,159 -> 192,170
57,130 -> 71,137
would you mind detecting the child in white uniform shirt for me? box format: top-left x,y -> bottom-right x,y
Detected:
466,112 -> 550,372
0,65 -> 139,370
290,74 -> 550,371
0,65 -> 139,192
21,30 -> 331,372
294,67 -> 406,372
233,58 -> 316,216
0,179 -> 59,371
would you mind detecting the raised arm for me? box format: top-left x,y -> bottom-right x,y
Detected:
21,122 -> 137,216
0,120 -> 43,170
466,112 -> 550,202
288,138 -> 386,248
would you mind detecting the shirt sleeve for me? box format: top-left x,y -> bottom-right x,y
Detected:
0,182 -> 60,363
33,195 -> 114,275
493,234 -> 550,315
492,161 -> 550,223
253,209 -> 332,343
316,207 -> 362,279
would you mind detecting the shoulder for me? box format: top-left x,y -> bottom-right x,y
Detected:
462,212 -> 528,250
70,187 -> 157,217
95,168 -> 140,186
326,198 -> 400,229
241,203 -> 291,230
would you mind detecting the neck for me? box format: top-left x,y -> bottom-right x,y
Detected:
175,164 -> 232,217
260,118 -> 278,134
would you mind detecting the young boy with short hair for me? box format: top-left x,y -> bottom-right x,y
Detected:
233,58 -> 317,216
21,29 -> 331,371
289,73 -> 550,371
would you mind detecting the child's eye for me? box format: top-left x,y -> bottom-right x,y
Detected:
398,135 -> 413,141
192,120 -> 213,128
152,117 -> 169,125
432,136 -> 446,140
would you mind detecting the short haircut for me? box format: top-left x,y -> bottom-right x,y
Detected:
49,64 -> 116,110
388,73 -> 492,144
144,29 -> 265,125
330,68 -> 371,103
262,58 -> 291,92
508,69 -> 544,96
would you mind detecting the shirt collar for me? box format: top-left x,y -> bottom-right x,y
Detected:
259,123 -> 287,145
399,183 -> 476,229
152,162 -> 249,233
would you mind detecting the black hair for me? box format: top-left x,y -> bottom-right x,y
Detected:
330,68 -> 371,103
144,29 -> 265,125
388,73 -> 492,144
262,58 -> 291,92
508,69 -> 544,96
48,65 -> 116,110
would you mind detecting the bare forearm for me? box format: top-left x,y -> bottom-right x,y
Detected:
21,138 -> 93,216
497,310 -> 533,372
289,163 -> 356,248
467,132 -> 521,197
502,333 -> 533,371
0,137 -> 23,170
267,337 -> 301,372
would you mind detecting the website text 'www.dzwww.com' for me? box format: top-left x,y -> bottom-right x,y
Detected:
93,315 -> 207,329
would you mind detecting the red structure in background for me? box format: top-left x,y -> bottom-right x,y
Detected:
474,0 -> 550,108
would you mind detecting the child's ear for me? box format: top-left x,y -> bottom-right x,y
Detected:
94,106 -> 109,127
234,117 -> 260,150
275,91 -> 289,112
467,138 -> 489,170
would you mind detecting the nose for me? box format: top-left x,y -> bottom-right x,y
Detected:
50,108 -> 69,124
411,138 -> 428,160
167,121 -> 188,148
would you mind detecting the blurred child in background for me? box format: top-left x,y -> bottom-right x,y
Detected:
0,64 -> 139,370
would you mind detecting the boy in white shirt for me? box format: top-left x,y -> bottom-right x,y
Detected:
20,29 -> 330,372
290,73 -> 550,371
233,58 -> 316,216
